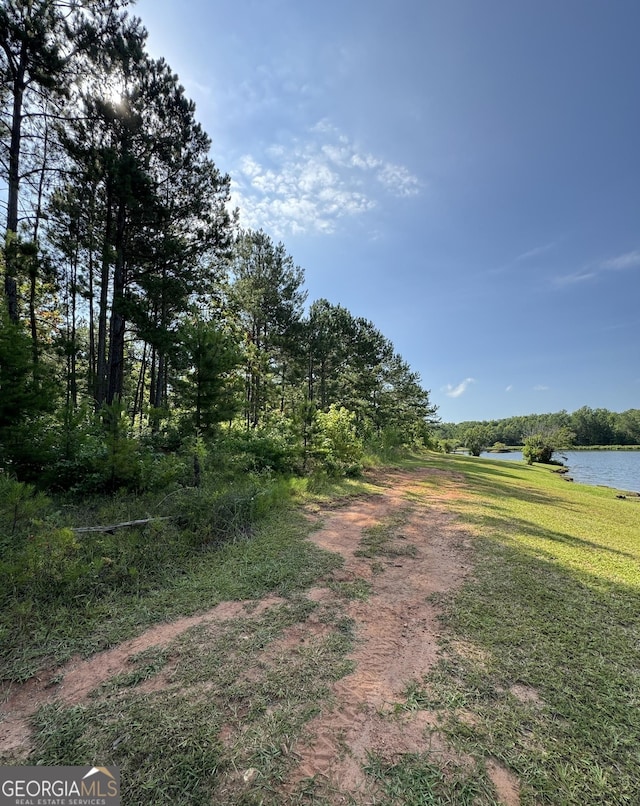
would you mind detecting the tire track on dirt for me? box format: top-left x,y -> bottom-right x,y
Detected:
0,596 -> 284,755
285,467 -> 479,798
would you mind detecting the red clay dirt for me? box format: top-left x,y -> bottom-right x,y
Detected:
279,467 -> 519,804
0,466 -> 521,804
0,597 -> 285,756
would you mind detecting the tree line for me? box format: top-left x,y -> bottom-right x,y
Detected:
0,0 -> 437,491
437,407 -> 640,453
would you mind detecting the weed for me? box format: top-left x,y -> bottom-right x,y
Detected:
354,507 -> 415,559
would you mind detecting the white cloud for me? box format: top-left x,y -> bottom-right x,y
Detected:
554,248 -> 640,286
600,249 -> 640,271
185,79 -> 212,98
443,378 -> 475,398
515,242 -> 555,262
533,384 -> 549,392
230,120 -> 421,237
553,270 -> 596,287
377,163 -> 420,197
505,385 -> 513,392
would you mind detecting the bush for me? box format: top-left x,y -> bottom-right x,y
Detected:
463,426 -> 491,457
314,405 -> 364,476
174,474 -> 291,547
0,473 -> 51,552
522,427 -> 574,465
523,434 -> 554,464
218,420 -> 300,474
0,475 -> 93,605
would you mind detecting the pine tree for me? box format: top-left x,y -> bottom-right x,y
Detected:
230,230 -> 306,428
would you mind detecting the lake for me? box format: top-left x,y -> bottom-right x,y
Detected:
480,449 -> 640,493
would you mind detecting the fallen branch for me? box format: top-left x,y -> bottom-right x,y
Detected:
72,517 -> 172,535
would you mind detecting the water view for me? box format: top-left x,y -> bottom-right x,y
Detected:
481,449 -> 640,493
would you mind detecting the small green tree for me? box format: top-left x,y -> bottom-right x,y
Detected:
522,427 -> 574,465
175,318 -> 241,437
99,400 -> 142,490
463,425 -> 490,457
315,405 -> 363,476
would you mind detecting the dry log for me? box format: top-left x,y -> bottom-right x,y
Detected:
72,517 -> 171,535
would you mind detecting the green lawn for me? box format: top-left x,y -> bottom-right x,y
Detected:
383,452 -> 640,805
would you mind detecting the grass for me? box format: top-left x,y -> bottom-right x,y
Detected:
24,601 -> 356,805
4,450 -> 640,804
354,506 -> 417,559
0,470 -> 369,803
386,451 -> 640,805
0,506 -> 344,683
365,753 -> 497,805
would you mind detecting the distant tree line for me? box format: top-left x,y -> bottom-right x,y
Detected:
437,407 -> 640,450
0,1 -> 437,490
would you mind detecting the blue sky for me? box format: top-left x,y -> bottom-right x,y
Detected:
134,0 -> 640,422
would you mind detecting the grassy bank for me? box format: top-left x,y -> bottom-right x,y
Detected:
384,452 -> 640,805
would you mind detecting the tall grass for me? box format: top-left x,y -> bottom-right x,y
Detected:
0,470 -> 345,682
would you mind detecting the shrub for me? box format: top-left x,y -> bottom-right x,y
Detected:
522,427 -> 574,465
314,405 -> 363,476
174,474 -> 290,547
463,426 -> 491,457
219,420 -> 300,474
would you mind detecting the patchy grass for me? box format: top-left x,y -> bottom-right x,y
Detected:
392,451 -> 640,805
0,505 -> 342,683
365,753 -> 497,805
354,506 -> 416,559
5,450 -> 640,804
15,600 -> 355,805
328,578 -> 373,601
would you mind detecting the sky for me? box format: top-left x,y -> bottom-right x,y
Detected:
133,0 -> 640,423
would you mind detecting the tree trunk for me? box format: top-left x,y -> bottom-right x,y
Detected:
87,198 -> 96,398
106,196 -> 127,404
4,43 -> 27,323
28,109 -> 51,367
95,183 -> 113,407
132,341 -> 147,428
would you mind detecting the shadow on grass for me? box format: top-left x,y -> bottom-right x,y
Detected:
461,509 -> 638,562
416,451 -> 572,508
424,519 -> 640,804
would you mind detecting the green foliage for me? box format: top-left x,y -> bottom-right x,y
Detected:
0,475 -> 99,608
0,473 -> 50,548
438,437 -> 459,454
0,308 -> 37,429
522,433 -> 553,464
0,308 -> 56,476
314,404 -> 364,476
174,474 -> 290,547
230,229 -> 307,429
522,426 -> 574,465
463,425 -> 491,456
219,419 -> 301,474
0,3 -> 446,737
441,407 -> 640,448
175,317 -> 242,437
98,401 -> 144,491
